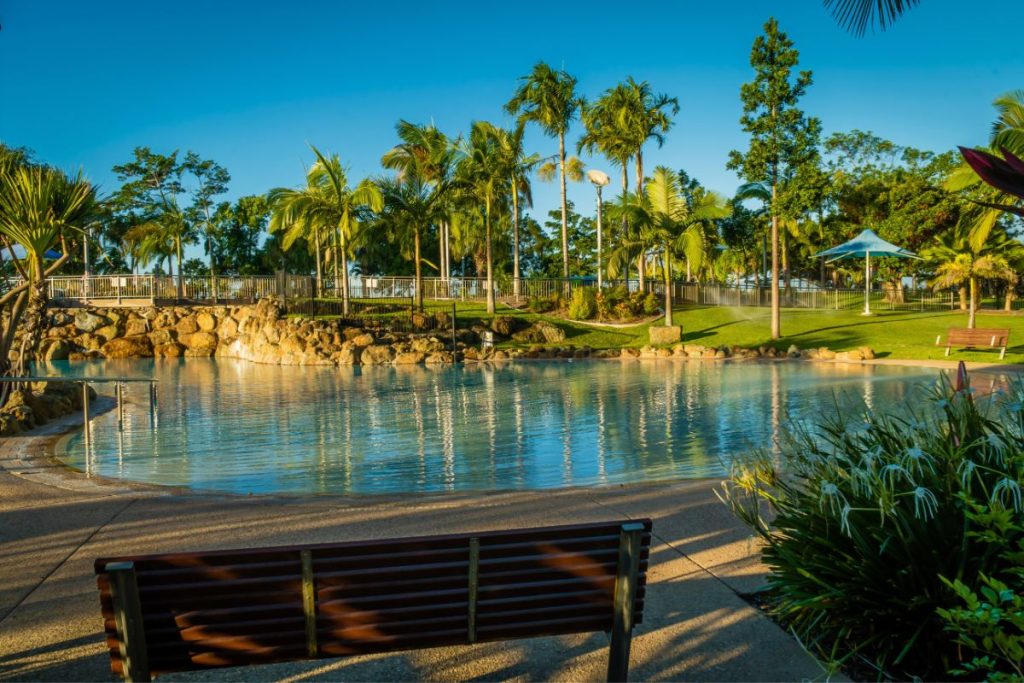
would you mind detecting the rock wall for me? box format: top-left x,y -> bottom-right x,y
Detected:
33,298 -> 457,367
0,382 -> 96,435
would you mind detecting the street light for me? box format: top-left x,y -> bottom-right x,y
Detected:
587,169 -> 610,288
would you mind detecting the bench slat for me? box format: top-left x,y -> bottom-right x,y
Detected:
96,520 -> 652,679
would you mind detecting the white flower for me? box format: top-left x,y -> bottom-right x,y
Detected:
819,481 -> 848,517
912,487 -> 939,521
958,459 -> 978,488
992,478 -> 1023,513
881,463 -> 914,489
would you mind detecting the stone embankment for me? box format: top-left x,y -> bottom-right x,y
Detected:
0,381 -> 96,435
25,297 -> 874,367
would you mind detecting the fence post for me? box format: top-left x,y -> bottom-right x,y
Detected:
451,301 -> 457,353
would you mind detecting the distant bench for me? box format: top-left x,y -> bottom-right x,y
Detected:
95,519 -> 653,682
937,327 -> 1010,360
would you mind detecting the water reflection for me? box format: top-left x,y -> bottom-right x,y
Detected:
45,358 -> 951,496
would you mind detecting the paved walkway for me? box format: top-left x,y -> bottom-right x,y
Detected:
0,411 -> 834,682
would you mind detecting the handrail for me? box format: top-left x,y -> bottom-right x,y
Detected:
3,376 -> 159,448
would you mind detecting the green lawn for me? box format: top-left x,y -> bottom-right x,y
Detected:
306,299 -> 1024,363
475,303 -> 1024,363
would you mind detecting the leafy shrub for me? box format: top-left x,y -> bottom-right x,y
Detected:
527,293 -> 558,313
567,288 -> 596,320
642,291 -> 660,315
719,376 -> 1024,680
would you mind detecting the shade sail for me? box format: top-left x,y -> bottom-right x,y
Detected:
815,228 -> 920,261
814,228 -> 919,316
2,244 -> 62,260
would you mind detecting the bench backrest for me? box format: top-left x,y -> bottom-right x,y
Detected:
947,327 -> 1010,347
95,519 -> 652,679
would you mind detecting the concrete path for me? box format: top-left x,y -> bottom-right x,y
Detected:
0,418 -> 832,682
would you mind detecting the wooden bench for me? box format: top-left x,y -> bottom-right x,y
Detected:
937,327 -> 1010,360
95,519 -> 653,682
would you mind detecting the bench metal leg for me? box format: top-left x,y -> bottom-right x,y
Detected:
607,523 -> 644,683
106,562 -> 150,683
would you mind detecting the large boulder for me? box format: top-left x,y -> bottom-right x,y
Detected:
196,311 -> 217,332
394,351 -> 426,365
74,310 -> 107,332
102,335 -> 153,359
125,318 -> 149,337
93,324 -> 121,343
361,345 -> 395,365
648,325 -> 681,346
154,343 -> 185,358
491,316 -> 519,337
176,316 -> 199,335
148,329 -> 176,346
511,320 -> 566,344
217,316 -> 239,340
180,331 -> 218,352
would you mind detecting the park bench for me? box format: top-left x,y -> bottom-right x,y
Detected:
937,327 -> 1010,360
95,519 -> 653,683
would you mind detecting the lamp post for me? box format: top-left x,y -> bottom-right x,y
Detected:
587,169 -> 610,289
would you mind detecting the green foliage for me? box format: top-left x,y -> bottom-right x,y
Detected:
937,500 -> 1024,681
642,291 -> 660,315
720,377 -> 1024,679
526,293 -> 560,313
567,287 -> 596,320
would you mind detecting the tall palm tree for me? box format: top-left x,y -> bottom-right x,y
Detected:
268,146 -> 382,313
493,123 -> 540,299
457,122 -> 508,315
0,164 -> 99,377
375,174 -> 444,311
824,0 -> 921,36
506,61 -> 583,280
381,121 -> 459,283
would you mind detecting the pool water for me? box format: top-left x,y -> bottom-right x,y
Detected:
48,359 -> 940,495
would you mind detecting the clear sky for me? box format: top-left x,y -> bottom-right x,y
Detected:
2,0 -> 1021,236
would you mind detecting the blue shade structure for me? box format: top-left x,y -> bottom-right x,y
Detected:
815,228 -> 920,315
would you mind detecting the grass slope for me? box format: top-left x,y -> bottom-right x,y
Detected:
467,304 -> 1024,363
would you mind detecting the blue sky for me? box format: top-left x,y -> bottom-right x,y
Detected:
2,0 -> 1021,239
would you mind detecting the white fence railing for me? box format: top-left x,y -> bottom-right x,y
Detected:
14,274 -> 1017,312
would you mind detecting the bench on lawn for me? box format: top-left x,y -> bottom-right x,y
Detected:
95,519 -> 653,683
937,327 -> 1010,360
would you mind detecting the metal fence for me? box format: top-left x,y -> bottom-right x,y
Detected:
19,273 -> 1021,313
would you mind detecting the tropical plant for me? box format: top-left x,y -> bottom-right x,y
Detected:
0,164 -> 99,379
924,226 -> 1020,328
728,18 -> 821,340
381,121 -> 459,284
456,122 -> 507,314
823,0 -> 921,36
719,374 -> 1024,680
123,196 -> 195,296
492,123 -> 540,298
374,174 -> 443,311
506,61 -> 583,281
182,153 -> 230,298
267,146 -> 382,312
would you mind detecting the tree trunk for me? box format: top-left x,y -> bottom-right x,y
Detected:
770,184 -> 780,340
176,237 -> 185,301
340,229 -> 349,316
1005,287 -> 1015,311
635,152 -> 645,292
664,243 -> 672,327
485,196 -> 495,315
314,229 -> 323,299
414,226 -> 423,312
512,187 -> 521,300
620,165 -> 629,285
958,286 -> 967,311
332,227 -> 340,297
968,275 -> 977,329
558,133 -> 569,283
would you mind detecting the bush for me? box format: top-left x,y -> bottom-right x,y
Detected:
642,291 -> 660,315
567,288 -> 596,320
526,293 -> 558,313
719,376 -> 1024,680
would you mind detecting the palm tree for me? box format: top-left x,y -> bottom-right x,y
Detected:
610,168 -> 727,326
381,121 -> 459,284
924,226 -> 1020,329
824,0 -> 920,36
506,62 -> 583,281
457,122 -> 508,315
0,164 -> 99,377
493,123 -> 540,299
375,174 -> 444,311
268,146 -> 382,313
126,197 -> 193,299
